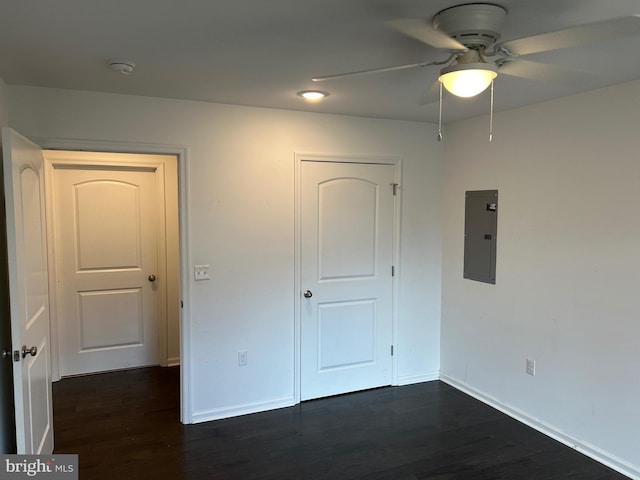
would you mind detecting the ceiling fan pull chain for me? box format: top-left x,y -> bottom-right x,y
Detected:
438,82 -> 443,142
489,79 -> 494,142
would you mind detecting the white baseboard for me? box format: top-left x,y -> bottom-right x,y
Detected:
191,396 -> 296,424
440,372 -> 639,480
396,371 -> 439,386
166,357 -> 180,367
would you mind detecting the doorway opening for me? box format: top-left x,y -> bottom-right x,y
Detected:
2,130 -> 190,454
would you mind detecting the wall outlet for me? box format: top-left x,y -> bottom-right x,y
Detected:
194,264 -> 210,281
526,358 -> 536,376
238,351 -> 248,366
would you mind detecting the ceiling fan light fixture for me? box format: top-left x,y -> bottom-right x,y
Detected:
297,90 -> 329,102
439,63 -> 497,97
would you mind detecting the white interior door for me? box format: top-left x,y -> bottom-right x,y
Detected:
1,128 -> 54,454
300,160 -> 395,401
52,165 -> 160,376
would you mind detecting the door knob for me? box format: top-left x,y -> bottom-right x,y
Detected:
303,290 -> 313,298
2,349 -> 11,360
148,274 -> 156,282
21,345 -> 37,358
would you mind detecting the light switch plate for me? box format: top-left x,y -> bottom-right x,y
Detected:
194,264 -> 210,281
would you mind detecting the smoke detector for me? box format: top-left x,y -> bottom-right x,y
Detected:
108,59 -> 136,75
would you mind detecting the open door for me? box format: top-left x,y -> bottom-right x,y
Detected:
1,128 -> 53,454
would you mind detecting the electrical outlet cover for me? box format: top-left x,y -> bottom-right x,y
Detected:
526,358 -> 535,376
238,351 -> 248,366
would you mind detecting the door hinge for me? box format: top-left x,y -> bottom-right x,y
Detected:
392,183 -> 399,196
180,300 -> 184,308
392,266 -> 395,277
391,345 -> 394,356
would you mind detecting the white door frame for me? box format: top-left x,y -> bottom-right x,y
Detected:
33,137 -> 192,424
294,153 -> 402,404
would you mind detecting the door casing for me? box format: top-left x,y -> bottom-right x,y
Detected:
294,153 -> 402,404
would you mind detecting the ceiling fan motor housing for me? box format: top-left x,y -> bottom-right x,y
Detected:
433,3 -> 507,49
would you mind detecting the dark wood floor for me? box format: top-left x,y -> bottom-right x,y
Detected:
52,367 -> 627,479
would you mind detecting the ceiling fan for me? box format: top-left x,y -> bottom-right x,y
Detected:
312,3 -> 640,102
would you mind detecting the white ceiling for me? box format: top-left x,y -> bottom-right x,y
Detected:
1,0 -> 640,123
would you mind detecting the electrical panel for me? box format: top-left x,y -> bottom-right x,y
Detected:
463,190 -> 498,284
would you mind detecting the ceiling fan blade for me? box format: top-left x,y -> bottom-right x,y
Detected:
497,15 -> 640,56
498,59 -> 591,87
312,60 -> 437,82
389,19 -> 467,52
417,80 -> 441,105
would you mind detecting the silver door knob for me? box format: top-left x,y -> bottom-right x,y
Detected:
148,274 -> 156,282
21,345 -> 37,358
2,349 -> 11,360
303,290 -> 313,298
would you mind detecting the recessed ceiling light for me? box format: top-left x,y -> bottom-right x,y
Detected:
297,90 -> 329,102
108,59 -> 136,75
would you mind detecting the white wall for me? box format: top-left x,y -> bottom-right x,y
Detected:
7,86 -> 443,420
441,80 -> 640,478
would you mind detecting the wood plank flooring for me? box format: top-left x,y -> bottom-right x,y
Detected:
52,367 -> 627,479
